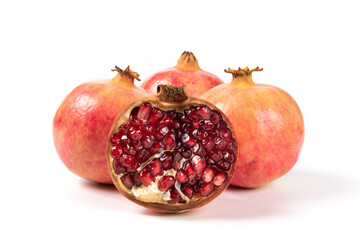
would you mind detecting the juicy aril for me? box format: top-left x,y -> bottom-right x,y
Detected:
201,67 -> 304,188
107,85 -> 237,212
53,66 -> 149,184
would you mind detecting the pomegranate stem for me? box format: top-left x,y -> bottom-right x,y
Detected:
156,85 -> 188,102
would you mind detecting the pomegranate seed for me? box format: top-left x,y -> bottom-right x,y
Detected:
113,159 -> 125,174
160,152 -> 173,170
158,113 -> 173,127
191,155 -> 206,175
120,174 -> 134,189
141,135 -> 155,149
110,147 -> 122,159
150,141 -> 164,154
138,168 -> 155,187
208,129 -> 219,138
136,149 -> 150,163
210,110 -> 221,125
192,129 -> 208,140
219,128 -> 232,142
210,150 -> 223,162
202,137 -> 214,152
155,126 -> 170,140
192,121 -> 200,129
216,120 -> 227,129
185,107 -> 199,121
173,122 -> 181,129
213,172 -> 228,186
110,133 -> 121,146
148,159 -> 163,176
132,140 -> 143,151
129,127 -> 142,141
199,182 -> 214,196
123,143 -> 136,155
158,176 -> 175,191
118,124 -> 130,135
199,120 -> 214,131
181,114 -> 191,123
183,161 -> 196,184
129,107 -> 141,126
176,170 -> 188,184
181,133 -> 196,148
205,156 -> 215,165
181,185 -> 194,199
216,160 -> 231,171
181,148 -> 192,159
192,143 -> 206,157
172,151 -> 182,170
202,166 -> 215,183
226,141 -> 237,151
119,154 -> 139,172
214,137 -> 227,150
133,173 -> 142,187
181,123 -> 193,134
223,151 -> 235,163
163,133 -> 176,150
148,107 -> 164,124
196,105 -> 212,120
141,123 -> 156,135
120,135 -> 131,144
168,188 -> 182,203
137,102 -> 152,121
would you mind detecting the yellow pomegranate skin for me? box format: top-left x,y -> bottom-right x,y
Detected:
201,67 -> 304,188
53,67 -> 149,184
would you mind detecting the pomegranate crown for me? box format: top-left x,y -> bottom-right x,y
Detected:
176,51 -> 200,71
225,66 -> 263,77
156,84 -> 188,102
112,65 -> 140,81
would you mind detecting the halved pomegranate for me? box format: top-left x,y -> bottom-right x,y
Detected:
107,85 -> 237,213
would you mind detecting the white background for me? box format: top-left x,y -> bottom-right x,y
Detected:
1,0 -> 360,239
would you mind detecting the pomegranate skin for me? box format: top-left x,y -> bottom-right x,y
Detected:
53,66 -> 149,184
201,67 -> 304,188
141,51 -> 223,97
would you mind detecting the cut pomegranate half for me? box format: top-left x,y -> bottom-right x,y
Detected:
107,85 -> 237,213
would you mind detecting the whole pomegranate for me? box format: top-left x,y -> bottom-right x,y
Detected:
201,67 -> 304,188
140,51 -> 223,97
107,85 -> 237,212
53,66 -> 149,184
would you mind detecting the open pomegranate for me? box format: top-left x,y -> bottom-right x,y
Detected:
140,51 -> 223,97
53,66 -> 149,184
201,67 -> 305,188
107,85 -> 237,212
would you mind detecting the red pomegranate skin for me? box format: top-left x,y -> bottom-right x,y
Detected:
201,68 -> 304,188
53,68 -> 149,184
141,51 -> 223,97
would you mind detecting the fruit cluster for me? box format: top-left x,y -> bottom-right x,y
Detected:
53,51 -> 304,213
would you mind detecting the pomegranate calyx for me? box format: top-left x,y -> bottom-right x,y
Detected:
156,85 -> 188,103
112,65 -> 141,81
175,51 -> 201,71
225,67 -> 263,87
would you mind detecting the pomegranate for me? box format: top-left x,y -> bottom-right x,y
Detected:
53,66 -> 149,184
201,67 -> 305,188
140,51 -> 223,97
107,85 -> 237,212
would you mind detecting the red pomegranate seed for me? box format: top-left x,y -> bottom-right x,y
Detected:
129,107 -> 142,126
148,159 -> 163,176
210,110 -> 221,125
120,154 -> 139,172
219,128 -> 232,142
169,188 -> 182,203
226,141 -> 237,151
199,182 -> 214,196
213,172 -> 228,186
176,170 -> 188,184
210,150 -> 223,162
196,105 -> 212,120
202,166 -> 215,183
202,137 -> 214,152
223,151 -> 235,163
133,173 -> 142,187
118,124 -> 130,135
158,113 -> 173,127
141,123 -> 156,135
137,102 -> 152,121
216,160 -> 230,171
181,133 -> 196,148
192,143 -> 206,157
163,133 -> 176,150
110,133 -> 121,146
148,107 -> 164,124
216,120 -> 227,129
160,152 -> 173,170
150,141 -> 164,154
123,143 -> 136,155
183,161 -> 196,184
110,147 -> 122,159
181,148 -> 192,159
192,121 -> 200,129
205,156 -> 215,165
129,127 -> 142,141
138,168 -> 155,187
141,135 -> 155,149
113,159 -> 125,174
181,123 -> 193,134
155,126 -> 170,140
181,115 -> 191,123
172,151 -> 182,170
191,155 -> 206,175
136,149 -> 150,163
158,176 -> 175,191
199,120 -> 214,131
214,137 -> 227,150
132,140 -> 143,151
120,174 -> 134,189
120,135 -> 131,144
181,185 -> 194,199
